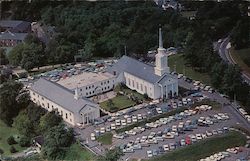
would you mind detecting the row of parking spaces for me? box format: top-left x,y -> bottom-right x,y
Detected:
117,108 -> 232,159
120,114 -> 230,154
91,99 -> 195,138
238,108 -> 250,122
120,105 -> 217,138
169,98 -> 193,109
24,60 -> 117,82
170,72 -> 214,93
122,126 -> 230,156
199,146 -> 246,161
193,81 -> 214,93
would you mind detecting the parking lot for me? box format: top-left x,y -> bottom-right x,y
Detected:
114,106 -> 238,159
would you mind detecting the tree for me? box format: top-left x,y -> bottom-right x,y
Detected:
7,136 -> 17,145
39,111 -> 62,133
42,124 -> 74,160
0,81 -> 23,126
97,147 -> 123,161
19,136 -> 31,147
10,146 -> 17,153
13,111 -> 33,137
231,19 -> 250,49
0,49 -> 8,65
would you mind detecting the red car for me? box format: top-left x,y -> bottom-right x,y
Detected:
185,136 -> 191,145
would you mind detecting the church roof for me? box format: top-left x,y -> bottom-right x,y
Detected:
30,78 -> 98,114
107,55 -> 162,84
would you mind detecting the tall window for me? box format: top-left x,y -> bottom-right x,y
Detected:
140,84 -> 143,91
136,82 -> 139,89
132,80 -> 134,87
66,113 -> 68,119
145,86 -> 147,93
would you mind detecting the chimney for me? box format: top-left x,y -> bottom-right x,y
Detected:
74,87 -> 79,100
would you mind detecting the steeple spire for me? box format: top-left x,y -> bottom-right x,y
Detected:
159,27 -> 163,48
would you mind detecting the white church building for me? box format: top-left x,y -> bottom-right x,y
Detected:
107,28 -> 178,99
29,28 -> 178,126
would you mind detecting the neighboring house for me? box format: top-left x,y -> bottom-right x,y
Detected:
107,28 -> 178,100
29,78 -> 100,126
0,20 -> 31,33
0,31 -> 28,47
33,136 -> 44,152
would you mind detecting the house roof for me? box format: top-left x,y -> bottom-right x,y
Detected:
30,78 -> 98,114
0,31 -> 28,40
33,136 -> 44,146
0,20 -> 31,32
107,55 -> 161,84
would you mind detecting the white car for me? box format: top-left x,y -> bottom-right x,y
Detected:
113,134 -> 124,139
163,144 -> 170,151
196,134 -> 202,140
115,119 -> 121,126
121,119 -> 127,126
206,131 -> 213,137
90,133 -> 96,141
111,123 -> 116,130
147,150 -> 153,157
100,127 -> 105,134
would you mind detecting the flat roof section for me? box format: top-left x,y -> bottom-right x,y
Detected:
57,72 -> 115,90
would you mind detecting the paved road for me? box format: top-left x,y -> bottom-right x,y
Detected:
217,37 -> 250,85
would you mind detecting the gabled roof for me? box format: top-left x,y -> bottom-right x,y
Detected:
0,20 -> 31,32
107,55 -> 162,84
0,31 -> 27,40
30,78 -> 98,114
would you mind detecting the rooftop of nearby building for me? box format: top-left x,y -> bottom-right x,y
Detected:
0,31 -> 28,40
57,71 -> 115,90
30,78 -> 98,114
0,20 -> 31,31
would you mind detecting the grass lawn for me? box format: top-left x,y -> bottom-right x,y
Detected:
147,131 -> 246,161
168,54 -> 211,85
96,132 -> 113,145
100,95 -> 136,112
122,88 -> 145,101
0,120 -> 26,156
230,47 -> 250,74
64,143 -> 96,161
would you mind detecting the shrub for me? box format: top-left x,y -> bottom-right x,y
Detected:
7,136 -> 17,145
0,148 -> 4,154
19,136 -> 31,147
10,146 -> 17,153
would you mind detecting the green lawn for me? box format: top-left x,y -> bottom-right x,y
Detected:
0,120 -> 26,156
100,95 -> 136,112
147,131 -> 246,161
168,54 -> 211,85
64,143 -> 96,161
96,132 -> 113,145
122,88 -> 145,101
230,48 -> 250,74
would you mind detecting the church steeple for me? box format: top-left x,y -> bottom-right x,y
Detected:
159,28 -> 163,49
154,27 -> 170,76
